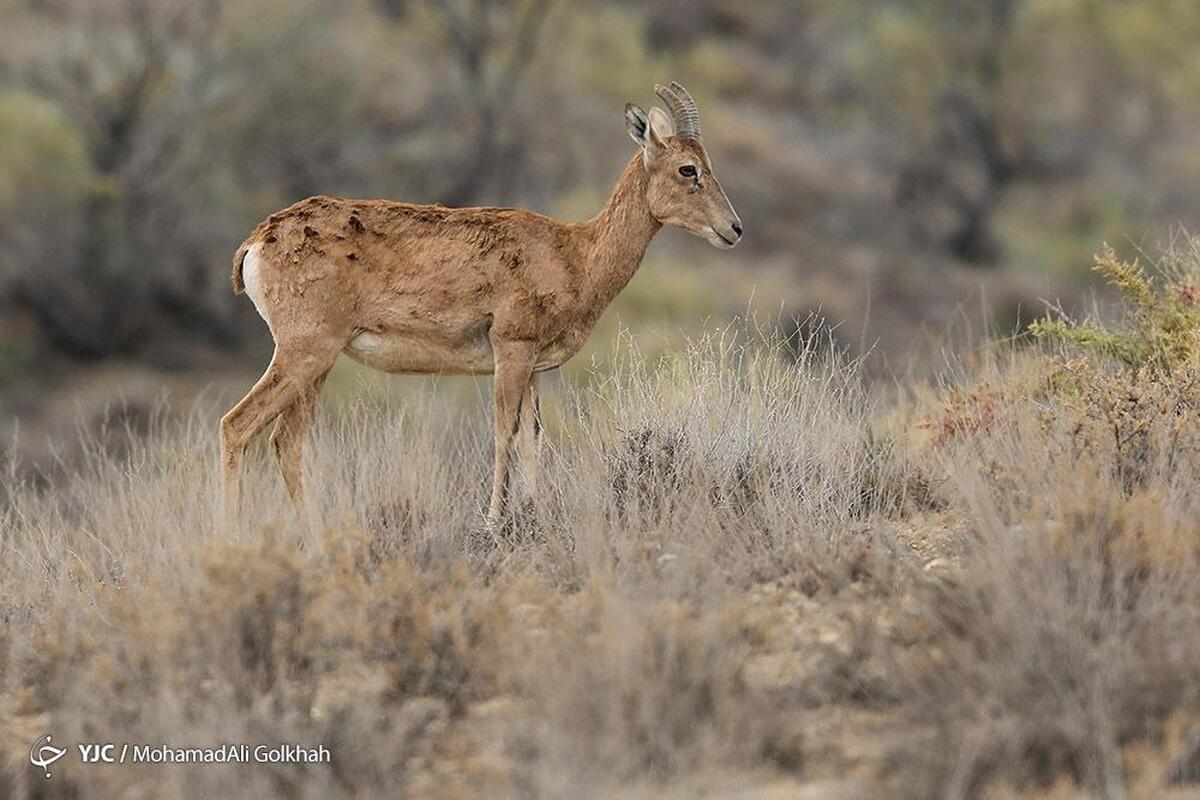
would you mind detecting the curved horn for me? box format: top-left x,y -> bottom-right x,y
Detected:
654,81 -> 701,139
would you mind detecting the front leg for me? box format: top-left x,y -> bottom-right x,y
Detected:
488,339 -> 537,531
516,373 -> 543,497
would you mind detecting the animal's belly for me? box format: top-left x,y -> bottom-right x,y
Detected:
344,331 -> 494,375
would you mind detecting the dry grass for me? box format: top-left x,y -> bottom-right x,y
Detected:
2,321 -> 1200,799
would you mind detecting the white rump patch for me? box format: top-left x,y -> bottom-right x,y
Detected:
241,243 -> 271,330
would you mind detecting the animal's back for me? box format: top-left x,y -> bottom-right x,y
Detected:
231,195 -> 570,297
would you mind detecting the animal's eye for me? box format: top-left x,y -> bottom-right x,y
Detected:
678,165 -> 697,178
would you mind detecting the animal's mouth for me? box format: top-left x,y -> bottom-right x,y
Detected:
709,226 -> 737,248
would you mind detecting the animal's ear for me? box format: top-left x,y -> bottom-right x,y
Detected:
648,106 -> 675,140
625,102 -> 666,159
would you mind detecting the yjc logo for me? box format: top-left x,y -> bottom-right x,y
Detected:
77,742 -> 117,763
29,734 -> 67,779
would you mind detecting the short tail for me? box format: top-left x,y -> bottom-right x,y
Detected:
231,242 -> 250,294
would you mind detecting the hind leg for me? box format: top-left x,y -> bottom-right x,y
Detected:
220,341 -> 340,520
269,368 -> 330,513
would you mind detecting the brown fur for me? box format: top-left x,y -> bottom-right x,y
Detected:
220,98 -> 741,529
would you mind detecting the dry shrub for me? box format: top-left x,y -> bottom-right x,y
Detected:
919,381 -> 1005,446
4,305 -> 1200,796
899,309 -> 1200,796
900,474 -> 1200,797
1058,363 -> 1200,497
526,590 -> 770,788
580,331 -> 927,593
0,327 -> 930,798
4,525 -> 526,798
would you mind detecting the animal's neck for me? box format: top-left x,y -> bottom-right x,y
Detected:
583,153 -> 662,308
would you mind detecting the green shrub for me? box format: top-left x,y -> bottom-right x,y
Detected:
1030,244 -> 1200,370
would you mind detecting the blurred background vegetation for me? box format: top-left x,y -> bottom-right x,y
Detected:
2,0 -> 1200,473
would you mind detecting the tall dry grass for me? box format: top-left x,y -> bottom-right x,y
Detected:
2,313 -> 1199,798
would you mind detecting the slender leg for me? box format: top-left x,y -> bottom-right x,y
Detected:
487,340 -> 537,530
516,373 -> 543,497
269,368 -> 331,513
220,342 -> 339,521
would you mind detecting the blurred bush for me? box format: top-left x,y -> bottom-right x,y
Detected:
1,0 -> 1200,378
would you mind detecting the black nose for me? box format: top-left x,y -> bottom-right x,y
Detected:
731,221 -> 743,238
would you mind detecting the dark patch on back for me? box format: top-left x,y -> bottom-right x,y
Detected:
501,249 -> 525,272
400,205 -> 453,226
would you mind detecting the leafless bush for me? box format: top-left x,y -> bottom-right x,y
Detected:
2,323 -> 1200,796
